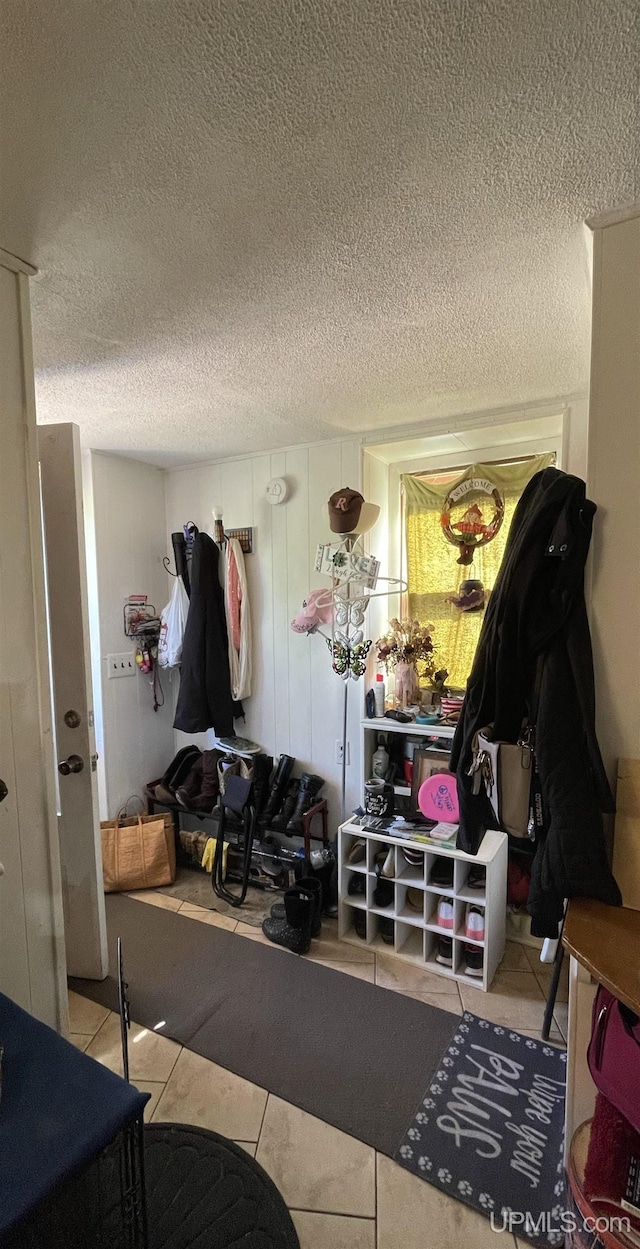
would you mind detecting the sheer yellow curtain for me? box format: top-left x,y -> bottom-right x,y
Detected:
404,455 -> 554,690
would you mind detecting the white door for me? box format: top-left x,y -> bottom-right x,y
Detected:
0,251 -> 68,1029
38,423 -> 108,980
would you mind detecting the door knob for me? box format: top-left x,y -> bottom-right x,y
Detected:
58,754 -> 84,776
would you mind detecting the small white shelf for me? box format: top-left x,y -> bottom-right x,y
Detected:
361,716 -> 456,739
337,820 -> 508,991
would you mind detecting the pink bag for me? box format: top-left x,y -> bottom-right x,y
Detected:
587,985 -> 640,1134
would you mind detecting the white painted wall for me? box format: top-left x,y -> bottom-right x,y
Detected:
587,211 -> 640,900
166,441 -> 367,829
87,452 -> 176,818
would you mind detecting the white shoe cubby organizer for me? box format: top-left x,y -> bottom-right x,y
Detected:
337,820 -> 508,991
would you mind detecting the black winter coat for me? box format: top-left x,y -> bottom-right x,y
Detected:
174,532 -> 239,736
450,467 -> 621,937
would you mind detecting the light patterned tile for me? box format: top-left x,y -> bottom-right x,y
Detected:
178,903 -> 237,931
499,941 -> 532,972
256,1095 -> 375,1217
127,890 -> 182,911
311,959 -> 375,983
235,921 -> 285,948
307,923 -> 375,965
409,990 -> 463,1014
460,971 -> 545,1032
531,959 -> 569,1003
554,1001 -> 568,1040
86,1012 -> 181,1082
134,1080 -> 165,1122
70,1033 -> 93,1052
234,1141 -> 258,1159
291,1210 -> 376,1249
377,1153 -> 512,1249
154,1048 -> 267,1140
376,952 -> 461,1001
68,990 -> 110,1036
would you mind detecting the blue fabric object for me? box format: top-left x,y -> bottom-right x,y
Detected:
0,991 -> 148,1234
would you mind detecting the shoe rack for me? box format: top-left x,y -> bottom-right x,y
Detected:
337,821 -> 508,991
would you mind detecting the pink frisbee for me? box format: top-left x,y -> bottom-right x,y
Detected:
418,772 -> 459,824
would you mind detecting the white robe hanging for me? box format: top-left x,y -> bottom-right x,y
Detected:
224,536 -> 252,701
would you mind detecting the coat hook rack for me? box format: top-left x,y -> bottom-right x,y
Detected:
212,508 -> 253,554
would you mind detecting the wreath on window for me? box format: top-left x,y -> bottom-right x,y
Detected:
440,477 -> 505,565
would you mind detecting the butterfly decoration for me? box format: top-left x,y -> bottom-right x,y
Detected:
333,596 -> 368,630
326,629 -> 372,681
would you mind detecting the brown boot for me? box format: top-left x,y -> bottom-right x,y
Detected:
190,749 -> 225,813
175,756 -> 204,808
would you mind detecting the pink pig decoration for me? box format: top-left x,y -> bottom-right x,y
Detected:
290,590 -> 333,635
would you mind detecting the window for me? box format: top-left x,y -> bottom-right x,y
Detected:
403,453 -> 554,689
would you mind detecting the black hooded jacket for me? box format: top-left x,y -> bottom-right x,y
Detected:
174,532 -> 238,736
450,467 -> 621,937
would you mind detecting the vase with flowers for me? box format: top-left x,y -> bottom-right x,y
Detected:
375,619 -> 436,708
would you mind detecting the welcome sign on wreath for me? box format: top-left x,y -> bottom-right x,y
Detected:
440,476 -> 505,566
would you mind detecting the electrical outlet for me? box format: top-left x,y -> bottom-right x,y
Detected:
107,653 -> 136,678
335,739 -> 350,765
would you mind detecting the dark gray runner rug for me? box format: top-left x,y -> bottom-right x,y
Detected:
70,894 -> 458,1157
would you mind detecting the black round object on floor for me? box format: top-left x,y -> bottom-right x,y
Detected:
135,1124 -> 299,1249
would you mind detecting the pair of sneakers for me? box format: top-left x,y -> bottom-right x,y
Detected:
435,899 -> 484,940
435,902 -> 484,978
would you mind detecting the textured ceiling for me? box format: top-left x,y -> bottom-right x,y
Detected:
1,1 -> 638,466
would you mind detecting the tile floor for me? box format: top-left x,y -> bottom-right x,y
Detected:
70,892 -> 568,1248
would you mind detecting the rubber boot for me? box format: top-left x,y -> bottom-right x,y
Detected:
269,875 -> 322,937
261,754 -> 295,827
249,753 -> 273,822
175,756 -> 204,808
262,884 -> 314,953
270,778 -> 300,831
286,773 -> 324,835
190,749 -> 224,813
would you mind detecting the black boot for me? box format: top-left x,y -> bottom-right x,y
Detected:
261,754 -> 295,827
286,774 -> 324,834
269,875 -> 322,937
262,884 -> 315,953
249,753 -> 273,822
270,778 -> 300,831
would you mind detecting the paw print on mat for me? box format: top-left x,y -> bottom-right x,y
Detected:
418,1156 -> 432,1173
416,1112 -> 430,1125
479,1193 -> 494,1210
399,1144 -> 413,1160
407,1127 -> 421,1141
457,1180 -> 473,1197
493,1027 -> 505,1035
422,1097 -> 436,1110
430,1083 -> 442,1095
509,1032 -> 521,1042
437,1168 -> 452,1184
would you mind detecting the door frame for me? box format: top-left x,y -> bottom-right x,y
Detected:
0,249 -> 68,1030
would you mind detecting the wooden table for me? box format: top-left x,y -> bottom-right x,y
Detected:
562,898 -> 640,1157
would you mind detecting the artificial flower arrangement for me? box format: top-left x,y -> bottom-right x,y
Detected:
376,619 -> 437,681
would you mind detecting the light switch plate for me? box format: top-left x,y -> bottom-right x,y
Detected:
106,653 -> 136,678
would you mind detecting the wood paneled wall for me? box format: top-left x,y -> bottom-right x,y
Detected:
166,440 -> 368,831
